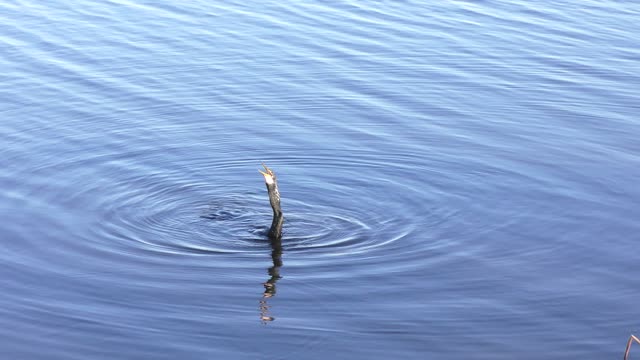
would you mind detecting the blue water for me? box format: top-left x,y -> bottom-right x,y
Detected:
1,1 -> 639,359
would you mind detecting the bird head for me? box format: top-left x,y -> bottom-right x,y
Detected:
259,163 -> 276,185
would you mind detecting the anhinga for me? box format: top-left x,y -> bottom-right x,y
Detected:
258,163 -> 284,323
259,163 -> 283,241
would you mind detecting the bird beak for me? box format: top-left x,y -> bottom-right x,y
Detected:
259,163 -> 273,178
259,163 -> 277,185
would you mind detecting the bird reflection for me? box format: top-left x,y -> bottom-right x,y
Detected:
260,236 -> 283,324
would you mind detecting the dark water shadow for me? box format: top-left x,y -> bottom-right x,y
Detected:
260,234 -> 283,324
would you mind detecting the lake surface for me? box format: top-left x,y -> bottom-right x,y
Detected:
1,1 -> 639,359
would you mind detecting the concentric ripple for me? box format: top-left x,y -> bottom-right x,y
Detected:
79,149 -> 494,268
91,181 -> 271,256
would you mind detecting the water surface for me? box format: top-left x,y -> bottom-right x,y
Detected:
1,1 -> 639,359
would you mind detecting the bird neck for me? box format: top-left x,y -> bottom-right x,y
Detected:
267,183 -> 281,215
266,182 -> 283,240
